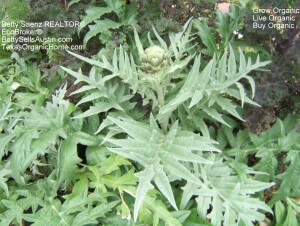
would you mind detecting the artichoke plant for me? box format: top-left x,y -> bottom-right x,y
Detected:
141,45 -> 168,73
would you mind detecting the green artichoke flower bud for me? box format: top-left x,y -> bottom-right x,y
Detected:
141,46 -> 168,73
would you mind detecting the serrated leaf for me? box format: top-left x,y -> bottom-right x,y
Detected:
235,82 -> 245,106
153,163 -> 177,210
58,137 -> 81,186
64,52 -> 112,70
161,154 -> 201,185
228,45 -> 236,76
72,131 -> 100,146
202,107 -> 230,127
194,19 -> 217,57
216,97 -> 244,121
134,167 -> 155,221
269,152 -> 300,206
152,26 -> 168,51
83,19 -> 121,47
198,59 -> 214,89
133,27 -> 144,56
189,90 -> 203,108
79,7 -> 113,33
73,102 -> 115,119
275,201 -> 286,224
109,117 -> 151,140
244,75 -> 256,99
0,169 -> 10,197
283,205 -> 299,226
76,91 -> 107,106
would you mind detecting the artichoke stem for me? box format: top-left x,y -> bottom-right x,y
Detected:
155,80 -> 168,134
161,120 -> 168,134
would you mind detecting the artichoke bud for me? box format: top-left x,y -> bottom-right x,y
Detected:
141,46 -> 168,73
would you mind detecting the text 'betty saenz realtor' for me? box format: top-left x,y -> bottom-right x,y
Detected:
0,20 -> 85,51
1,20 -> 84,28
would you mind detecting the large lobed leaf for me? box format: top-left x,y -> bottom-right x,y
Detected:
106,115 -> 219,220
180,156 -> 274,226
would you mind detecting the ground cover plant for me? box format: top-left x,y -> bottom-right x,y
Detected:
0,0 -> 300,225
